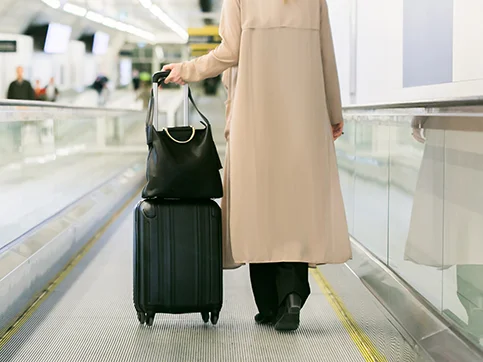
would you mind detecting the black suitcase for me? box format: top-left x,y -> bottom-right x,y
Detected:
133,198 -> 223,326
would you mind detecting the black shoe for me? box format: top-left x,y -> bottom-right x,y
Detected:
254,313 -> 275,325
275,293 -> 301,331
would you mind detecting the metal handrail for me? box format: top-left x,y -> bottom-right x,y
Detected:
343,95 -> 483,111
6,93 -> 483,113
0,98 -> 142,114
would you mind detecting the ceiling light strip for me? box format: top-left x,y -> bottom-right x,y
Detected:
138,1 -> 188,42
63,3 -> 87,17
39,1 -> 155,42
139,0 -> 152,9
41,0 -> 61,9
85,11 -> 105,24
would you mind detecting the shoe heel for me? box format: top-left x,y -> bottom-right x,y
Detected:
287,294 -> 302,314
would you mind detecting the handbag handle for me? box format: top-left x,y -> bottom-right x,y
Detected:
147,70 -> 211,128
162,126 -> 196,144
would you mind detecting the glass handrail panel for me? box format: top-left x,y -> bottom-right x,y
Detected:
339,105 -> 483,352
0,88 -> 186,245
0,105 -> 153,250
341,112 -> 390,264
440,117 -> 483,347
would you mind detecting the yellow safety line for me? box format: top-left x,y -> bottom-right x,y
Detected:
0,187 -> 142,349
310,268 -> 388,362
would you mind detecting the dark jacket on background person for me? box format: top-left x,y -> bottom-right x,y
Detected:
92,76 -> 109,94
7,80 -> 35,100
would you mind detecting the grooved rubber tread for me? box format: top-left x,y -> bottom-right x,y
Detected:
320,265 -> 431,362
0,207 -> 371,362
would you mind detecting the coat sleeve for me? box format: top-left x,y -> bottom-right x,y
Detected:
180,0 -> 241,83
320,0 -> 343,125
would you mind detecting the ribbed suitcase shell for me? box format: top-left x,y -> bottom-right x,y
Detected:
133,199 -> 223,316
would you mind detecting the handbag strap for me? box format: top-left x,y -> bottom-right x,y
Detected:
145,95 -> 154,145
146,86 -> 210,128
188,88 -> 210,127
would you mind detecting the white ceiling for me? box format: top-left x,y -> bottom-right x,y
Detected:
0,0 -> 222,44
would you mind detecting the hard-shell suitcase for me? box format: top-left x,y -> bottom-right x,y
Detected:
133,71 -> 223,327
133,199 -> 223,326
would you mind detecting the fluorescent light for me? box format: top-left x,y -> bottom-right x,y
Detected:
43,1 -> 155,43
126,24 -> 138,34
63,3 -> 87,17
150,4 -> 188,42
86,11 -> 105,23
114,20 -> 155,42
115,21 -> 129,32
139,0 -> 152,8
102,18 -> 118,28
41,0 -> 61,8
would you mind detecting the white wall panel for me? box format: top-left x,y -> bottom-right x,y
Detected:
334,0 -> 483,104
31,54 -> 55,87
31,53 -> 72,89
452,0 -> 483,82
327,0 -> 351,105
355,0 -> 403,104
84,55 -> 99,87
68,41 -> 86,90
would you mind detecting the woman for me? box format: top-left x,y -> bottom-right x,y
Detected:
163,0 -> 351,331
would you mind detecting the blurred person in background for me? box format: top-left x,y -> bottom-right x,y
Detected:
132,69 -> 140,91
136,80 -> 151,110
136,72 -> 153,109
92,75 -> 109,106
34,80 -> 46,101
162,0 -> 350,332
6,66 -> 35,153
7,66 -> 35,100
44,77 -> 59,102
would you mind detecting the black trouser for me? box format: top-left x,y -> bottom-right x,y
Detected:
249,263 -> 311,317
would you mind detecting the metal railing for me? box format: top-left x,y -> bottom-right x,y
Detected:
0,90 -> 188,248
338,97 -> 483,356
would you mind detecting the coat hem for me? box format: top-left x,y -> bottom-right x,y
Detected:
223,257 -> 352,270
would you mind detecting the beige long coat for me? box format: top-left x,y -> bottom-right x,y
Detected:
180,0 -> 352,267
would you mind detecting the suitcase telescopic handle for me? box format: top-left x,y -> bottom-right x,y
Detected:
152,70 -> 171,84
150,70 -> 209,129
151,70 -> 190,128
151,71 -> 171,129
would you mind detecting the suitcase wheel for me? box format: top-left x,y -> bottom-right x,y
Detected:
146,313 -> 155,327
137,312 -> 146,325
201,312 -> 210,324
210,310 -> 220,325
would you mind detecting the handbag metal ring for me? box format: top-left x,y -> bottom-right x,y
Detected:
163,126 -> 196,144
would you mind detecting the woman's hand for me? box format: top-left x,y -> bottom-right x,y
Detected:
162,64 -> 186,85
332,122 -> 344,140
412,127 -> 426,144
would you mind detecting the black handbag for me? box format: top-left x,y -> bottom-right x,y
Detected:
142,74 -> 223,200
